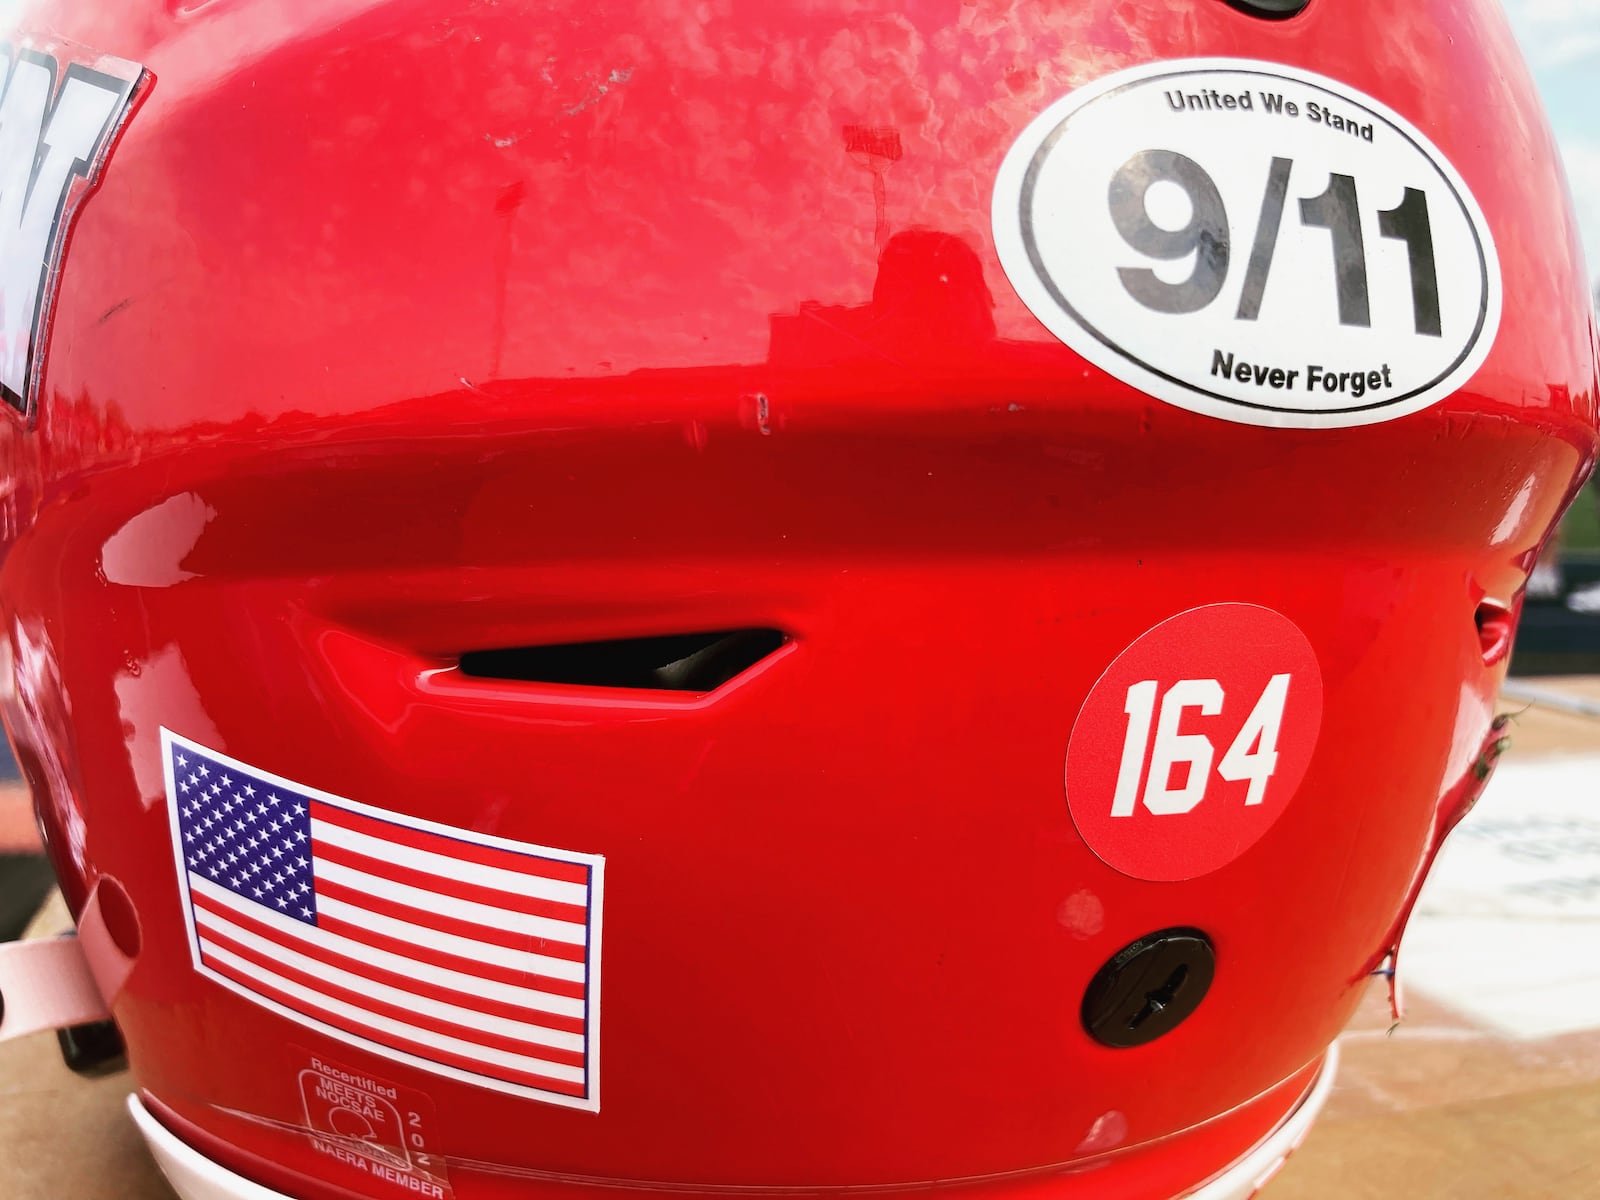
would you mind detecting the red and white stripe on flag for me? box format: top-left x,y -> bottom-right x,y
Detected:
161,728 -> 604,1111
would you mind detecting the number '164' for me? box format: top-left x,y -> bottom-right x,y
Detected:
1111,675 -> 1291,817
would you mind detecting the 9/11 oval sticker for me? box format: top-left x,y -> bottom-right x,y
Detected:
1065,604 -> 1323,881
992,59 -> 1501,429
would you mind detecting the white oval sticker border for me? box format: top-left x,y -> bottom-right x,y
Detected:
991,57 -> 1503,429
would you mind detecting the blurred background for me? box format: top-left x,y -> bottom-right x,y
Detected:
1499,0 -> 1600,659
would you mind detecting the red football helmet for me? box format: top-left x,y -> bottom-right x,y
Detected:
0,1 -> 1595,1198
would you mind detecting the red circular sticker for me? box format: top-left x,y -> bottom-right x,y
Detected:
1066,604 -> 1323,882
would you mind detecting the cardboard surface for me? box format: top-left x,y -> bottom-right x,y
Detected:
1271,987 -> 1600,1197
2,891 -> 170,1199
0,1032 -> 171,1200
3,679 -> 1599,1198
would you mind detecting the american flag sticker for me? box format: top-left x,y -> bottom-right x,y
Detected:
159,728 -> 603,1111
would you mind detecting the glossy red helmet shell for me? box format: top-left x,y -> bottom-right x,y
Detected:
0,1 -> 1595,1198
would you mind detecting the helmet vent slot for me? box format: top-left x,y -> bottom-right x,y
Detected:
457,629 -> 786,693
1475,600 -> 1514,667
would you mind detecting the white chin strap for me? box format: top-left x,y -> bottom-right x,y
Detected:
0,934 -> 111,1040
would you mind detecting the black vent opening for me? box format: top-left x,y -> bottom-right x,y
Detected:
458,629 -> 786,693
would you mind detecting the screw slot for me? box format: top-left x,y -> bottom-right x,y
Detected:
1129,962 -> 1190,1029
